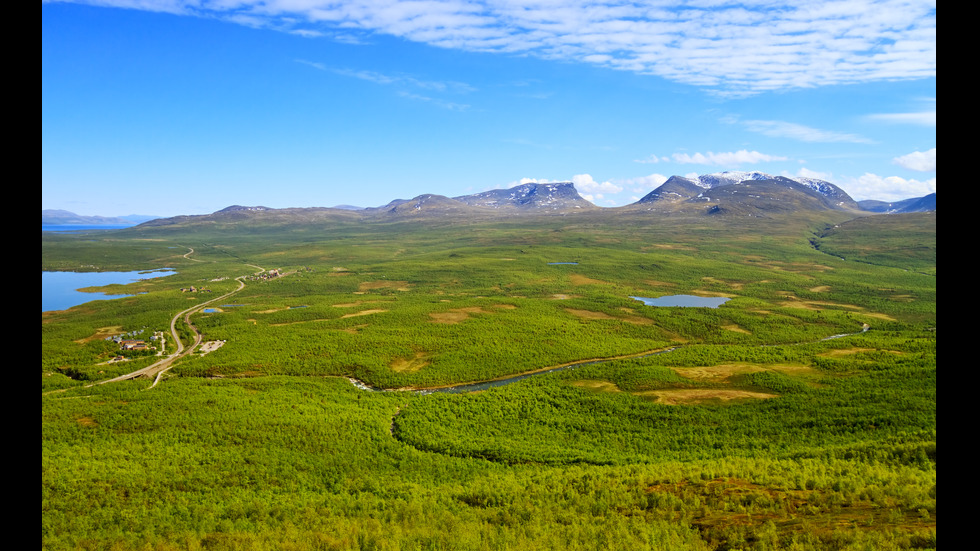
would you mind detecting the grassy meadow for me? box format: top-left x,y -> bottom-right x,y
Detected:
42,209 -> 935,550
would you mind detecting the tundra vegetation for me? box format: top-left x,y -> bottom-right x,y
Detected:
42,209 -> 935,550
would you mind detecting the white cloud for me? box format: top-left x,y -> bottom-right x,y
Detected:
793,167 -> 834,181
839,173 -> 935,202
617,173 -> 669,192
54,0 -> 937,96
893,148 -> 936,172
670,150 -> 788,166
571,174 -> 622,195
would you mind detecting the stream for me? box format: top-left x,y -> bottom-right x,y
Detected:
348,324 -> 872,395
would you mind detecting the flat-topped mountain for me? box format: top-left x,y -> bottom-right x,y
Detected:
453,182 -> 596,212
214,205 -> 272,213
344,182 -> 596,218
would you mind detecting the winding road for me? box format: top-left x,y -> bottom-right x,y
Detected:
89,275 -> 248,389
74,249 -> 265,390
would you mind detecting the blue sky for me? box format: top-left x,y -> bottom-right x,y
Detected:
42,1 -> 936,218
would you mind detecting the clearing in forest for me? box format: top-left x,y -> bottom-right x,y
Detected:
390,352 -> 431,373
670,363 -> 815,382
429,304 -> 514,324
357,280 -> 412,292
74,326 -> 125,344
638,389 -> 778,405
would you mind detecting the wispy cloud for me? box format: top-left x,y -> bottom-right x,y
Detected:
726,116 -> 875,144
866,111 -> 937,126
297,60 -> 475,109
51,0 -> 936,96
667,150 -> 789,166
301,62 -> 476,93
396,91 -> 471,111
633,155 -> 667,165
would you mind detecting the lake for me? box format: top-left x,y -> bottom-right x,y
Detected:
42,224 -> 137,233
630,295 -> 731,308
42,269 -> 176,312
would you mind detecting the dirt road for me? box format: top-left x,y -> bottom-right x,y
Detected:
92,275 -> 247,388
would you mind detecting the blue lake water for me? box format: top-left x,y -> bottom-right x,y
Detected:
630,295 -> 731,308
42,269 -> 176,312
42,224 -> 137,233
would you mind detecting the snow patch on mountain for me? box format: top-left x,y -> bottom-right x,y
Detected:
692,171 -> 840,197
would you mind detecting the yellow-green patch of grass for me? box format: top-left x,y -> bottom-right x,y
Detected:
637,389 -> 778,405
819,347 -> 904,358
390,352 -> 432,373
569,380 -> 622,393
358,280 -> 412,292
74,325 -> 125,344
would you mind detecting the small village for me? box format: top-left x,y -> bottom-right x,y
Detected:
103,329 -> 163,363
244,268 -> 283,281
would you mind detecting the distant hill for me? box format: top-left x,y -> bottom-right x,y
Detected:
42,209 -> 159,225
858,193 -> 936,213
365,194 -> 483,216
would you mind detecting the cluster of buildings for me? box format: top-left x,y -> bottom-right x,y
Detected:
245,269 -> 282,281
105,328 -> 158,352
180,286 -> 212,293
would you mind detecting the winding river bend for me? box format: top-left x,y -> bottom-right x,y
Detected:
350,348 -> 677,395
349,323 -> 871,395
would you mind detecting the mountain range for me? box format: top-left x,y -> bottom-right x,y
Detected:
44,172 -> 935,227
855,193 -> 936,214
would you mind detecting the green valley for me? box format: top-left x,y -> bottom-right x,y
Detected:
41,207 -> 935,550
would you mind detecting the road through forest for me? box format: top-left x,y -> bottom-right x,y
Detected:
84,253 -> 262,389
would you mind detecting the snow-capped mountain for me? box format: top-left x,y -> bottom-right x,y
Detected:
632,171 -> 860,214
692,171 -> 772,189
689,171 -> 848,199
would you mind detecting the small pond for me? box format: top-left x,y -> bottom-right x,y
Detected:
630,295 -> 730,308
